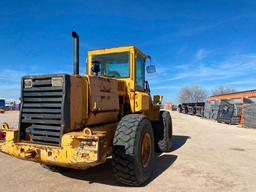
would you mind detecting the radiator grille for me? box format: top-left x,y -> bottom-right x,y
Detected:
19,75 -> 69,145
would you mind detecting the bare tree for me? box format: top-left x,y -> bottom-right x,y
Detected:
178,85 -> 208,103
212,86 -> 237,96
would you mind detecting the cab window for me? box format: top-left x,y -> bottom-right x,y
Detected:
136,54 -> 145,91
92,52 -> 129,78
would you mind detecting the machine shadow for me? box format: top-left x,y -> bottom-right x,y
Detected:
61,135 -> 190,187
61,154 -> 176,187
171,135 -> 191,152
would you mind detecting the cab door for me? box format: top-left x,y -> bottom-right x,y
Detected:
134,53 -> 150,112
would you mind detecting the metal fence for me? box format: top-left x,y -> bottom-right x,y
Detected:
244,103 -> 256,128
178,100 -> 256,127
203,102 -> 220,120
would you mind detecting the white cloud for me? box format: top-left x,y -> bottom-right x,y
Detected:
175,64 -> 190,69
175,14 -> 256,37
0,84 -> 20,99
0,69 -> 25,82
152,85 -> 179,90
223,79 -> 256,86
176,45 -> 187,55
148,53 -> 256,86
0,69 -> 24,99
195,49 -> 212,61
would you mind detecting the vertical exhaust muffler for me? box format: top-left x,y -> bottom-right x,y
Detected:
72,31 -> 79,75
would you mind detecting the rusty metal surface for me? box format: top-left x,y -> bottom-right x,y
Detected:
88,76 -> 119,112
70,75 -> 88,131
0,123 -> 115,169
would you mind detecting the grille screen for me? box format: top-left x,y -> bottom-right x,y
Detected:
19,75 -> 69,145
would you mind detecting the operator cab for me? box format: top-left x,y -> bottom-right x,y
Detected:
87,46 -> 155,92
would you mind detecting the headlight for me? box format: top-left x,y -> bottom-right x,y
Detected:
52,77 -> 63,87
24,79 -> 32,88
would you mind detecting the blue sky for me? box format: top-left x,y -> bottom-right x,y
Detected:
1,0 -> 256,103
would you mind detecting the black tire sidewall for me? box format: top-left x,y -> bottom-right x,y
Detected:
159,111 -> 172,152
134,118 -> 154,184
163,112 -> 170,140
169,113 -> 173,147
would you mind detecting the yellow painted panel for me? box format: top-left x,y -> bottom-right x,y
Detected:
135,92 -> 150,112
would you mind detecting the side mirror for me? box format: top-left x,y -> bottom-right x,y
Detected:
153,95 -> 163,105
146,65 -> 156,73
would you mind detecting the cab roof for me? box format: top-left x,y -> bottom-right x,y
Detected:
88,45 -> 148,59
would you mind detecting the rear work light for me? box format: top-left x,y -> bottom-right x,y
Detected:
52,77 -> 63,87
0,131 -> 6,141
24,79 -> 32,88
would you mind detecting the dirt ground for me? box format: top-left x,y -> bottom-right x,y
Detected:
0,111 -> 19,128
0,111 -> 255,192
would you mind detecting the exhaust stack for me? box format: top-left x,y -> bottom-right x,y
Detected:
72,31 -> 79,75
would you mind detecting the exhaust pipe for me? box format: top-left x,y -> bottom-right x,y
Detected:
72,31 -> 79,75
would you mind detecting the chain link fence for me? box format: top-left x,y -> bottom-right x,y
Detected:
244,103 -> 256,128
203,102 -> 220,120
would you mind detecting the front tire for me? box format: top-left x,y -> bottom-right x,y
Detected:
112,114 -> 154,186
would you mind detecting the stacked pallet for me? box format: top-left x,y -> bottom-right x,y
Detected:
216,100 -> 242,125
194,103 -> 205,117
187,105 -> 196,115
181,104 -> 188,114
203,102 -> 220,120
195,105 -> 204,117
177,104 -> 182,113
203,103 -> 211,119
179,99 -> 243,126
179,103 -> 205,115
244,103 -> 256,128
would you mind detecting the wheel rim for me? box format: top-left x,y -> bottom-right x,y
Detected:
141,132 -> 152,168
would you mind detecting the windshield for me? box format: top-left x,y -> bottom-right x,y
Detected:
92,52 -> 130,78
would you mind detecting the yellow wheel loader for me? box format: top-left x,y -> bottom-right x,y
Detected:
0,31 -> 173,186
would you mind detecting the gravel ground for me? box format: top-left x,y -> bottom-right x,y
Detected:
0,111 -> 255,192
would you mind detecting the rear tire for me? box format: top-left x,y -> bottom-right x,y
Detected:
153,111 -> 173,152
112,114 -> 154,186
